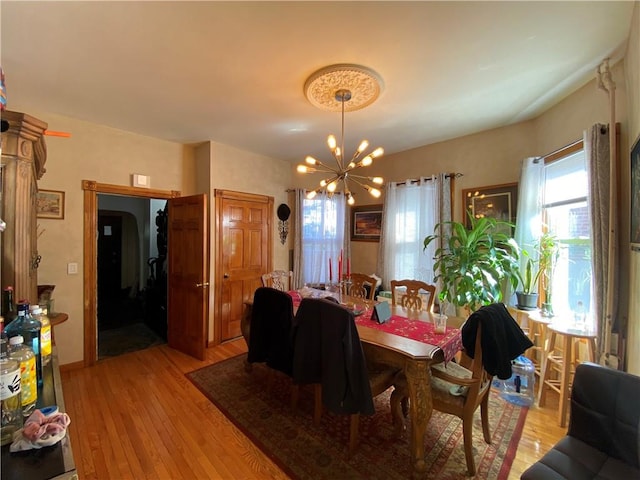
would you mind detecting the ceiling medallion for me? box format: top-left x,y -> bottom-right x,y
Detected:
298,64 -> 384,205
304,64 -> 384,112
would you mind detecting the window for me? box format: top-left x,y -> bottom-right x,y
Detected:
543,145 -> 593,326
381,179 -> 439,285
301,193 -> 345,285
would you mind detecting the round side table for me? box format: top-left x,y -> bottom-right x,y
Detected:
537,320 -> 597,427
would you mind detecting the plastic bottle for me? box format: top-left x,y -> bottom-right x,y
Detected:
5,302 -> 43,387
573,301 -> 586,329
31,306 -> 52,366
0,357 -> 22,445
0,316 -> 7,360
8,335 -> 38,416
1,286 -> 17,325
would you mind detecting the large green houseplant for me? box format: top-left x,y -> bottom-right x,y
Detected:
424,215 -> 520,314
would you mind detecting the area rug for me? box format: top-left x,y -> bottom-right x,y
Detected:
187,354 -> 528,479
98,322 -> 165,358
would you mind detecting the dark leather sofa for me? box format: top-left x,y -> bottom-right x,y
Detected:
521,362 -> 640,479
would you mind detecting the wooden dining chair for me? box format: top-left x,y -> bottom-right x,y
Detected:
390,279 -> 436,312
292,297 -> 401,456
347,273 -> 377,300
391,311 -> 492,476
261,270 -> 292,292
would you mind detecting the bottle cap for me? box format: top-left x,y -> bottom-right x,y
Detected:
9,335 -> 24,345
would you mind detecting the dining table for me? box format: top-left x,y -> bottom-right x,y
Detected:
241,287 -> 464,478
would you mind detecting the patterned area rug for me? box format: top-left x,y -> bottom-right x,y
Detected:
187,354 -> 528,479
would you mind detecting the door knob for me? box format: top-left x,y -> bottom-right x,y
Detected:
223,273 -> 229,279
196,282 -> 210,287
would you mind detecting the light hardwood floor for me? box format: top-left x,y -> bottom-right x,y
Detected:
61,340 -> 565,479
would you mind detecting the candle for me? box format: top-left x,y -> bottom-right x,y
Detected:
329,258 -> 333,283
347,258 -> 351,278
338,256 -> 342,282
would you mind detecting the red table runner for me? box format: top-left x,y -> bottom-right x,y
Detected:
288,290 -> 462,362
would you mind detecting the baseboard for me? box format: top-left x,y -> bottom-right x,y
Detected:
60,360 -> 85,372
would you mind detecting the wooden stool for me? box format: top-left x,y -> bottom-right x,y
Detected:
537,321 -> 597,427
526,311 -> 553,381
508,306 -> 536,361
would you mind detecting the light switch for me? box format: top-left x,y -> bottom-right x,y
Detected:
67,262 -> 78,275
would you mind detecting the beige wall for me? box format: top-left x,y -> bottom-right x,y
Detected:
625,2 -> 640,375
8,110 -> 194,366
200,141 -> 293,342
342,62 -> 627,278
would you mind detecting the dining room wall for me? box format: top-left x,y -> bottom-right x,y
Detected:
348,62 -> 629,287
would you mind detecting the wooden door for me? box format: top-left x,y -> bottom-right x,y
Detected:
167,194 -> 209,360
215,190 -> 272,343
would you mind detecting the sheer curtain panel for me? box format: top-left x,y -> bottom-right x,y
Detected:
378,175 -> 451,292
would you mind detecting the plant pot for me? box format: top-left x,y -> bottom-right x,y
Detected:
456,304 -> 472,319
515,292 -> 539,310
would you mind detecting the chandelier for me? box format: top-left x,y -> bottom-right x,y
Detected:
298,64 -> 384,205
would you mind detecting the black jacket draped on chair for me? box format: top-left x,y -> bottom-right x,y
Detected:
462,303 -> 534,379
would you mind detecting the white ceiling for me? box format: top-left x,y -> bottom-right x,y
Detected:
1,1 -> 635,163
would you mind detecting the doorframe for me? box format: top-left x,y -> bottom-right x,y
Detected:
82,180 -> 180,366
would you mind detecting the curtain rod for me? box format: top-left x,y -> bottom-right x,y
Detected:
286,172 -> 463,192
394,172 -> 462,187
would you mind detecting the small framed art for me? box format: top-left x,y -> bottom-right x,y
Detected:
37,189 -> 65,219
461,182 -> 518,230
351,204 -> 383,242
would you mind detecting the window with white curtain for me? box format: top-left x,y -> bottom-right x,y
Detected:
381,179 -> 438,287
543,146 -> 594,326
301,193 -> 345,285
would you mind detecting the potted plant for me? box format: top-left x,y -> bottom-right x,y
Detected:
424,214 -> 520,315
514,251 -> 543,310
514,231 -> 559,312
538,231 -> 560,316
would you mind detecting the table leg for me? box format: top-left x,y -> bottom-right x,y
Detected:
558,334 -> 571,427
586,338 -> 597,362
405,359 -> 432,477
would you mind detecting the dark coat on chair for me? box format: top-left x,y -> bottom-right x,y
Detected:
462,303 -> 533,380
292,298 -> 375,415
247,287 -> 295,376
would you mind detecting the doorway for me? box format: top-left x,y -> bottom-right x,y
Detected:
96,196 -> 168,359
83,181 -> 180,366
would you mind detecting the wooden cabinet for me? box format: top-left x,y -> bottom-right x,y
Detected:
1,110 -> 48,302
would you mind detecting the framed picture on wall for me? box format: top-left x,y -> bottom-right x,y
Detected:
36,189 -> 65,219
631,134 -> 640,248
461,182 -> 518,230
351,204 -> 383,242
